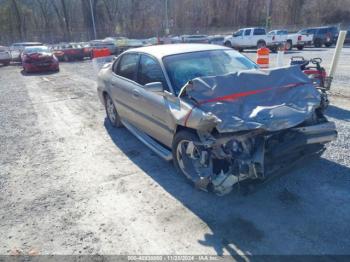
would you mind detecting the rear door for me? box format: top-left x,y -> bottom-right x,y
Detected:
252,28 -> 266,46
133,54 -> 173,146
109,52 -> 141,126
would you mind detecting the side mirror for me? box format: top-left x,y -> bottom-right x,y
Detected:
144,82 -> 164,93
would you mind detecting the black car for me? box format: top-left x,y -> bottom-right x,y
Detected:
299,26 -> 339,48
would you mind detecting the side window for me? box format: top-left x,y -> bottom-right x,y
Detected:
137,55 -> 167,88
116,53 -> 139,81
112,58 -> 119,74
244,29 -> 251,36
253,28 -> 266,35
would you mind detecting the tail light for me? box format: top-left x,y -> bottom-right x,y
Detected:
298,35 -> 302,41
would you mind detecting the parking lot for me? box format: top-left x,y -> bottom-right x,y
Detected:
0,47 -> 350,255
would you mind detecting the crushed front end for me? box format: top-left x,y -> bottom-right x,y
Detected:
175,66 -> 337,195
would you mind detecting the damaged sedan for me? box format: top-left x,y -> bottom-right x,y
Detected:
97,44 -> 337,195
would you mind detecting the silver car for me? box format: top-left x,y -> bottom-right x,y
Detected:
97,44 -> 337,195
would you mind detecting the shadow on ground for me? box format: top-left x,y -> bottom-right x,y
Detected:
104,119 -> 350,255
326,105 -> 350,121
20,69 -> 59,76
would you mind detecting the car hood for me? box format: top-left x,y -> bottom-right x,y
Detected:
178,66 -> 321,133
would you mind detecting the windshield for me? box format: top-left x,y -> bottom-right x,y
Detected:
163,50 -> 258,94
23,46 -> 50,54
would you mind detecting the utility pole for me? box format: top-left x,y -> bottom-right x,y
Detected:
165,0 -> 169,35
89,0 -> 97,39
266,0 -> 272,29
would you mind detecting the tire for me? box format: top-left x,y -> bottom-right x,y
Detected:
257,41 -> 266,49
238,48 -> 244,52
314,39 -> 322,48
270,47 -> 277,53
104,93 -> 123,128
172,130 -> 202,183
286,40 -> 293,51
3,61 -> 10,66
224,41 -> 232,48
63,55 -> 69,62
296,45 -> 304,50
324,42 -> 332,48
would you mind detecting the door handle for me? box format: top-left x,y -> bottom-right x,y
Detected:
132,89 -> 141,99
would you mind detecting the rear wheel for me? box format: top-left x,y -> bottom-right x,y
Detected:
285,40 -> 293,51
324,42 -> 332,48
314,39 -> 322,48
296,45 -> 304,50
257,41 -> 266,49
105,93 -> 123,128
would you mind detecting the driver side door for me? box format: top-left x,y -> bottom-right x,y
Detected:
133,54 -> 174,147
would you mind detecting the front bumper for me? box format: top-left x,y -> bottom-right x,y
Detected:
24,61 -> 59,72
211,121 -> 337,195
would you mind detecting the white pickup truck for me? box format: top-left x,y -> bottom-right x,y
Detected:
268,30 -> 313,50
224,27 -> 285,52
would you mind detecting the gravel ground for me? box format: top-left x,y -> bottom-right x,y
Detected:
0,47 -> 349,256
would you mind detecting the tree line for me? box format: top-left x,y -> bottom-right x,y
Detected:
0,0 -> 349,44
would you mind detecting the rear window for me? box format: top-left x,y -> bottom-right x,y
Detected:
318,28 -> 328,34
253,28 -> 266,35
116,53 -> 139,81
23,46 -> 49,54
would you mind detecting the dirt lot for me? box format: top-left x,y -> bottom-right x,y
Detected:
0,47 -> 350,256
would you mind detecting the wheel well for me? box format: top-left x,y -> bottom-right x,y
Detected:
287,39 -> 292,43
257,39 -> 266,44
102,91 -> 109,104
174,125 -> 197,135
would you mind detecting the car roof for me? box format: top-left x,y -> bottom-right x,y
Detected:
13,42 -> 42,45
124,44 -> 230,59
24,45 -> 47,49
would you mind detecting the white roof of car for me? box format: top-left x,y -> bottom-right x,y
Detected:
125,44 -> 229,59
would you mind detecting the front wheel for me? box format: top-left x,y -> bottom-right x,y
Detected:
105,94 -> 123,128
172,130 -> 211,190
224,41 -> 232,48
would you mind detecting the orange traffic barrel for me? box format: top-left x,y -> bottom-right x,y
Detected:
92,48 -> 111,58
257,47 -> 270,69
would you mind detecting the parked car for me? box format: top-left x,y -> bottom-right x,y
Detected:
90,40 -> 117,55
0,46 -> 11,66
268,29 -> 313,50
298,26 -> 339,47
181,35 -> 209,43
208,35 -> 225,45
97,44 -> 336,195
9,42 -> 43,61
224,27 -> 285,52
21,46 -> 59,73
51,43 -> 85,62
78,42 -> 93,58
345,30 -> 350,44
